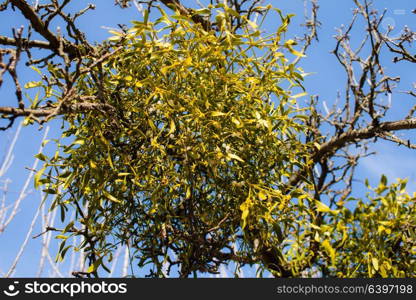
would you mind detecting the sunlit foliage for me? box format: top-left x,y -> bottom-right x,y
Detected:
31,3 -> 415,278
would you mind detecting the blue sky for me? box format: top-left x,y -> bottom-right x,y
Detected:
0,0 -> 415,277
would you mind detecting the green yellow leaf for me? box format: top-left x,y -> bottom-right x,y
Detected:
103,190 -> 122,203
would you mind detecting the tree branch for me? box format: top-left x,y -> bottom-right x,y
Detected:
0,102 -> 115,118
160,0 -> 211,30
10,0 -> 80,58
288,117 -> 416,188
0,36 -> 52,50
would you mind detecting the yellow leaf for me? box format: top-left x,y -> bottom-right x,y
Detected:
73,138 -> 85,145
117,173 -> 131,176
135,81 -> 143,88
258,191 -> 267,200
372,257 -> 379,271
227,153 -> 244,162
231,117 -> 242,127
285,39 -> 297,46
211,111 -> 227,117
286,45 -> 305,57
258,119 -> 272,130
379,265 -> 387,278
298,193 -> 309,200
30,66 -> 42,75
150,137 -> 159,148
289,48 -> 306,57
87,257 -> 103,273
183,56 -> 192,65
108,30 -> 123,36
24,81 -> 42,89
99,132 -> 109,146
241,209 -> 249,229
377,225 -> 385,234
160,63 -> 179,75
34,167 -> 46,189
108,35 -> 121,42
246,19 -> 258,29
148,119 -> 156,131
168,119 -> 176,135
103,190 -> 122,203
125,75 -> 133,81
160,66 -> 170,75
186,186 -> 191,199
315,201 -> 340,215
240,197 -> 252,230
314,231 -> 320,242
378,220 -> 392,226
291,92 -> 307,99
322,240 -> 336,266
107,151 -> 114,169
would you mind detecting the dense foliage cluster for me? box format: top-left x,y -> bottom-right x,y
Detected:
2,0 -> 414,278
37,6 -> 315,277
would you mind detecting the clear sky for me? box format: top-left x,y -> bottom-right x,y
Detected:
0,0 -> 415,277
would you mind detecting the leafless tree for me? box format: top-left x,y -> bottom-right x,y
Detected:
0,124 -> 131,277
